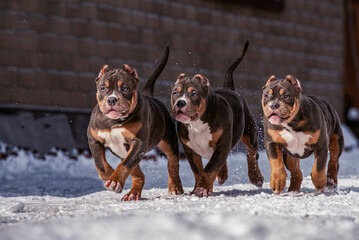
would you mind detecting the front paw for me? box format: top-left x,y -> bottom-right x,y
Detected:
326,177 -> 337,189
104,180 -> 123,193
122,189 -> 141,201
194,187 -> 212,197
168,185 -> 184,195
168,178 -> 184,195
270,171 -> 287,194
193,175 -> 214,197
248,170 -> 264,188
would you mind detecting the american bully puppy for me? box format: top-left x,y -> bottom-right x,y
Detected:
171,41 -> 264,197
87,47 -> 183,201
262,75 -> 344,193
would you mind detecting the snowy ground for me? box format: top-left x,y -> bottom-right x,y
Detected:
1,126 -> 359,240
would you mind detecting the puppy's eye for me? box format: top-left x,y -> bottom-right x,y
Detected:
191,91 -> 198,97
265,94 -> 273,99
173,90 -> 178,95
100,86 -> 106,92
121,85 -> 129,92
283,95 -> 291,100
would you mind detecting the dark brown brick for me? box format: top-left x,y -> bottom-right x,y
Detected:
71,19 -> 89,37
37,70 -> 60,89
82,2 -> 97,19
59,72 -> 78,90
117,9 -> 131,25
41,33 -> 59,52
28,88 -> 51,105
38,0 -> 62,15
60,36 -> 79,54
70,91 -> 88,108
51,89 -> 70,107
97,5 -> 117,22
90,20 -> 107,39
98,40 -> 115,58
28,14 -> 48,32
0,30 -> 17,49
18,31 -> 39,50
18,70 -> 36,87
21,0 -> 39,12
73,56 -> 90,72
16,51 -> 32,68
107,23 -> 124,41
10,87 -> 30,104
64,3 -> 80,18
4,11 -> 19,28
123,26 -> 141,43
51,17 -> 71,35
54,54 -> 73,70
79,38 -> 97,56
0,87 -> 10,103
77,73 -> 96,91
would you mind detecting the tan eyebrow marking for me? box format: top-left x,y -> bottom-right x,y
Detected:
280,89 -> 285,95
268,89 -> 273,95
188,87 -> 194,92
105,81 -> 110,87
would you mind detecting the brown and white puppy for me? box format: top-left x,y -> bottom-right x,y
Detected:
262,75 -> 344,193
171,42 -> 264,197
87,48 -> 183,201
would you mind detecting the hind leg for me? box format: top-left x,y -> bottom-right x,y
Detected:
158,140 -> 183,195
326,133 -> 343,188
284,153 -> 303,192
241,135 -> 264,187
122,165 -> 145,201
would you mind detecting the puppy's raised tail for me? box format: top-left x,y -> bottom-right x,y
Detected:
143,46 -> 170,96
224,40 -> 249,91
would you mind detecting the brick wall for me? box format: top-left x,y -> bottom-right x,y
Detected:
0,0 -> 345,118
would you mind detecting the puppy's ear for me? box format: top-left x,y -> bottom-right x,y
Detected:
262,75 -> 276,89
123,64 -> 139,79
174,73 -> 186,85
194,74 -> 210,87
285,75 -> 301,90
96,65 -> 109,82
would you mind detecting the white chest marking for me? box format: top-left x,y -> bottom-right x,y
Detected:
186,120 -> 213,159
98,128 -> 128,159
279,123 -> 312,156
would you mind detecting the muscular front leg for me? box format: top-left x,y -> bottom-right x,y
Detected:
105,138 -> 144,193
284,153 -> 302,192
88,136 -> 114,181
182,144 -> 204,193
195,137 -> 231,197
266,142 -> 287,194
122,165 -> 145,201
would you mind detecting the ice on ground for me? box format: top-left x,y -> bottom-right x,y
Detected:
1,132 -> 359,239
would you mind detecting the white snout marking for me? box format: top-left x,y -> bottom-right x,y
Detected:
98,128 -> 128,159
279,123 -> 312,157
186,120 -> 213,159
175,95 -> 189,106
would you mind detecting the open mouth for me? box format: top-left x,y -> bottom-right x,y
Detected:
106,108 -> 129,119
267,112 -> 290,124
268,112 -> 282,124
175,110 -> 199,123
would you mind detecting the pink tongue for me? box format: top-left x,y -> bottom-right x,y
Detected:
107,110 -> 121,119
269,115 -> 281,124
176,113 -> 190,122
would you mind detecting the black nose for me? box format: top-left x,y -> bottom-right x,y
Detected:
270,102 -> 280,110
176,100 -> 187,108
107,97 -> 118,106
